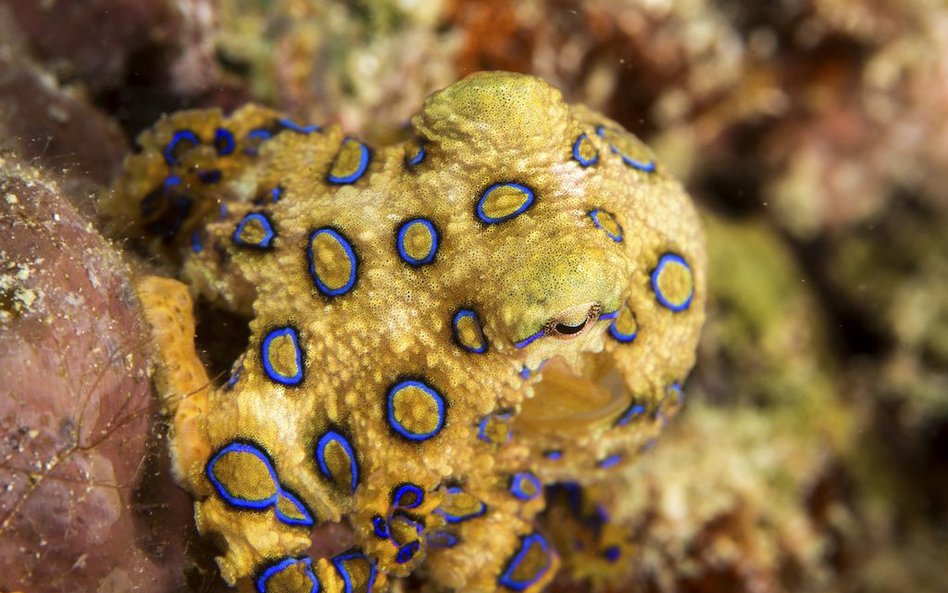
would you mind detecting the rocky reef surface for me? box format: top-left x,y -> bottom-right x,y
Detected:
1,1 -> 945,592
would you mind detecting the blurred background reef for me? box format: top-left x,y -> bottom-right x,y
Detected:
0,0 -> 945,592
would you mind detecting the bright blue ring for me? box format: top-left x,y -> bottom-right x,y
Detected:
519,367 -> 531,379
214,128 -> 235,156
476,182 -> 536,224
476,416 -> 492,442
543,450 -> 562,460
386,380 -> 446,441
603,546 -> 621,562
392,483 -> 425,509
244,128 -> 272,156
435,486 -> 486,524
572,133 -> 599,167
406,144 -> 426,167
396,218 -> 439,266
514,329 -> 545,349
652,253 -> 694,312
619,151 -> 657,172
615,403 -> 646,427
315,430 -> 359,494
498,533 -> 552,591
597,454 -> 622,469
396,541 -> 420,564
261,327 -> 303,386
429,531 -> 459,548
452,309 -> 487,354
589,209 -> 623,242
599,309 -> 619,321
278,118 -> 321,134
510,472 -> 541,501
275,490 -> 315,527
307,228 -> 358,297
256,557 -> 318,593
331,551 -> 376,593
476,412 -> 510,444
608,315 -> 637,343
207,442 -> 278,510
271,187 -> 283,202
372,515 -> 389,539
327,139 -> 371,185
164,130 -> 200,166
595,125 -> 657,172
233,212 -> 276,249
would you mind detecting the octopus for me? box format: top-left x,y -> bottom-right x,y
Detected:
106,71 -> 705,593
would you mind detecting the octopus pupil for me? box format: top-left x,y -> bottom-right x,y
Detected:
554,320 -> 587,335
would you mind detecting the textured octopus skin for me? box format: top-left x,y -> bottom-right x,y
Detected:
111,71 -> 706,593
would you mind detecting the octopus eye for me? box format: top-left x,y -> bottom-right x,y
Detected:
553,319 -> 587,336
545,303 -> 602,340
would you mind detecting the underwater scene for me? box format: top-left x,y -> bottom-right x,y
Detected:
1,1 -> 946,592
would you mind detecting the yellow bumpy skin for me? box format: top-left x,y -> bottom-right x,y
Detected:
113,72 -> 706,593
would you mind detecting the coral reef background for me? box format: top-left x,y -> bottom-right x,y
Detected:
1,1 -> 945,592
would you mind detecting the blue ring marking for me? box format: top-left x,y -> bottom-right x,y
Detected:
498,533 -> 553,592
190,230 -> 203,253
597,454 -> 622,469
256,557 -> 318,593
390,512 -> 425,537
140,176 -> 193,240
220,203 -> 228,219
589,209 -> 623,242
476,182 -> 536,224
608,318 -> 637,343
392,483 -> 425,509
519,366 -> 531,379
315,430 -> 360,494
371,515 -> 389,539
429,531 -> 459,548
615,403 -> 646,427
396,218 -> 439,267
223,358 -> 243,391
275,489 -> 315,527
543,449 -> 562,460
395,541 -> 421,564
572,133 -> 599,167
330,550 -> 377,593
603,545 -> 621,563
260,327 -> 304,386
207,441 -> 278,510
198,169 -> 222,184
163,130 -> 200,166
509,472 -> 542,501
244,128 -> 273,156
278,118 -> 321,134
452,309 -> 487,354
514,328 -> 545,349
386,379 -> 446,442
406,143 -> 426,167
233,212 -> 276,250
307,227 -> 358,297
435,486 -> 487,524
271,186 -> 283,202
652,253 -> 694,312
599,309 -> 619,321
214,128 -> 235,156
595,125 -> 657,172
327,139 -> 371,185
476,412 -> 512,444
